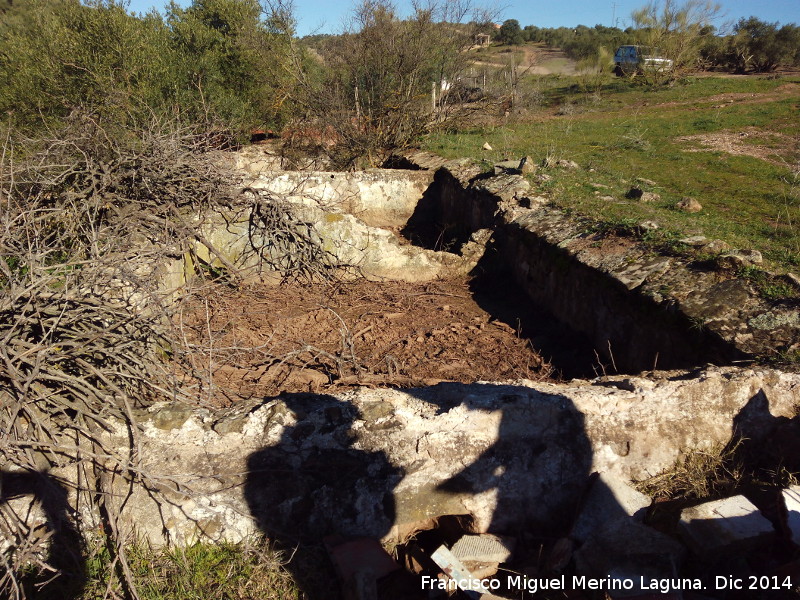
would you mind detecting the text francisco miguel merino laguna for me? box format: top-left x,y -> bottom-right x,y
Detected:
421,574 -> 707,594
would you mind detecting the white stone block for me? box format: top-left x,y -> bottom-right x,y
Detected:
783,486 -> 800,543
679,495 -> 775,555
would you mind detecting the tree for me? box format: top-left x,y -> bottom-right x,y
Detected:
0,0 -> 178,127
166,0 -> 296,134
498,18 -> 523,45
576,45 -> 614,92
631,0 -> 721,83
0,0 -> 293,137
725,17 -> 800,73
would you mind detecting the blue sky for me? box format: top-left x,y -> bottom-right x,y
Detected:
126,0 -> 800,37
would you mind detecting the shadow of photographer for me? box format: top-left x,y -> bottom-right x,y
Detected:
0,470 -> 85,600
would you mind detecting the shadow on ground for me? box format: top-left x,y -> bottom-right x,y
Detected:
0,470 -> 85,600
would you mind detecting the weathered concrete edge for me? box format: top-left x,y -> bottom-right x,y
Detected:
7,367 -> 797,549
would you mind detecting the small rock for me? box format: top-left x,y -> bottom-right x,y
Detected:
639,221 -> 659,230
719,249 -> 763,268
535,173 -> 552,183
482,142 -> 493,151
599,195 -> 615,201
590,183 -> 610,190
519,155 -> 536,174
151,405 -> 194,431
493,160 -> 521,175
679,495 -> 775,556
679,236 -> 708,246
640,191 -> 661,203
676,197 -> 703,213
555,159 -> 580,169
636,177 -> 657,187
700,239 -> 731,254
786,273 -> 800,288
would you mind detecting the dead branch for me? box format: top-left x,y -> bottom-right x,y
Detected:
0,110 -> 241,599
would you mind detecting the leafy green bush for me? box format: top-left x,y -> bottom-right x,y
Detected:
0,0 -> 294,138
723,17 -> 800,73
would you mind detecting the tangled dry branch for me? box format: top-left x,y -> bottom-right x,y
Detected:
246,188 -> 341,283
0,111 -> 246,599
0,107 -> 356,597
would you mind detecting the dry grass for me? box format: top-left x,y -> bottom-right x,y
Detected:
634,442 -> 745,501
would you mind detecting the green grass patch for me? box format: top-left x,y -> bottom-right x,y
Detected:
77,541 -> 302,600
424,75 -> 800,275
737,265 -> 799,300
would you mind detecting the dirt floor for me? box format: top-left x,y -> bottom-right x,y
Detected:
176,276 -> 556,406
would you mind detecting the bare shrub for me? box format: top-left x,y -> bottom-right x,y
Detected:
0,110 -> 241,599
267,0 -> 497,167
245,189 -> 341,282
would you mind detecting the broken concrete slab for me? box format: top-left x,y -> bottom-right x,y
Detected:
451,534 -> 515,564
6,367 -> 799,549
574,518 -> 685,595
430,545 -> 483,599
571,472 -> 651,543
679,495 -> 776,556
782,486 -> 800,544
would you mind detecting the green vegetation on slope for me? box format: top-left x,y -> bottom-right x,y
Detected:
424,76 -> 800,273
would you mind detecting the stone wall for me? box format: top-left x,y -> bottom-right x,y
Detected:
9,368 -> 796,548
246,169 -> 435,229
156,168 -> 483,288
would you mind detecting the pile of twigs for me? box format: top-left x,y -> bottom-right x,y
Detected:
0,111 -> 237,599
